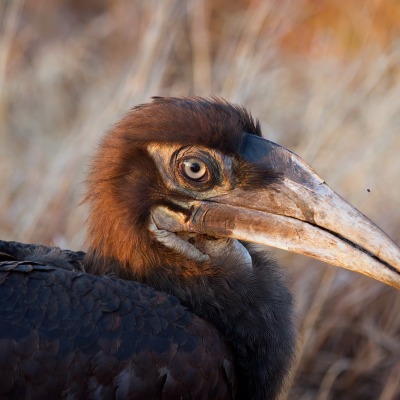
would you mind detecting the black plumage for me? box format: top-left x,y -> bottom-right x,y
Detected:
0,238 -> 293,400
0,242 -> 236,400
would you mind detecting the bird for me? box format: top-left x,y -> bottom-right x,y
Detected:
0,97 -> 399,400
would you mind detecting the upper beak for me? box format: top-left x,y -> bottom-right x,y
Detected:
179,134 -> 400,288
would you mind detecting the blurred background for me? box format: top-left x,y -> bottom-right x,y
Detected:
0,0 -> 399,398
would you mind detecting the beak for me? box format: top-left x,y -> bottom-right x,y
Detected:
179,134 -> 400,288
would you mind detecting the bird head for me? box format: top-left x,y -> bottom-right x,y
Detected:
85,97 -> 400,288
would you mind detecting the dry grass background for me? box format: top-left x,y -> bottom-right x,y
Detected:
0,0 -> 399,398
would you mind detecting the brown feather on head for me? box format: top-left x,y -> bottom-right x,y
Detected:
83,97 -> 262,278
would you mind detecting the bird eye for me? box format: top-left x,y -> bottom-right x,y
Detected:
181,158 -> 208,181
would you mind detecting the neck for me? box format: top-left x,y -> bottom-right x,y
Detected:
85,246 -> 295,400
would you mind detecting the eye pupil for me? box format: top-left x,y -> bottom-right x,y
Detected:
190,163 -> 201,173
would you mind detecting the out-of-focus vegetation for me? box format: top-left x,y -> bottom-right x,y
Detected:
0,0 -> 399,398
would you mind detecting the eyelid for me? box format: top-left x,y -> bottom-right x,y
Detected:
173,147 -> 221,191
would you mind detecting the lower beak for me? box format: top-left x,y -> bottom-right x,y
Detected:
186,135 -> 400,288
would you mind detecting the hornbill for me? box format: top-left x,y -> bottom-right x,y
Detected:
0,97 -> 399,400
